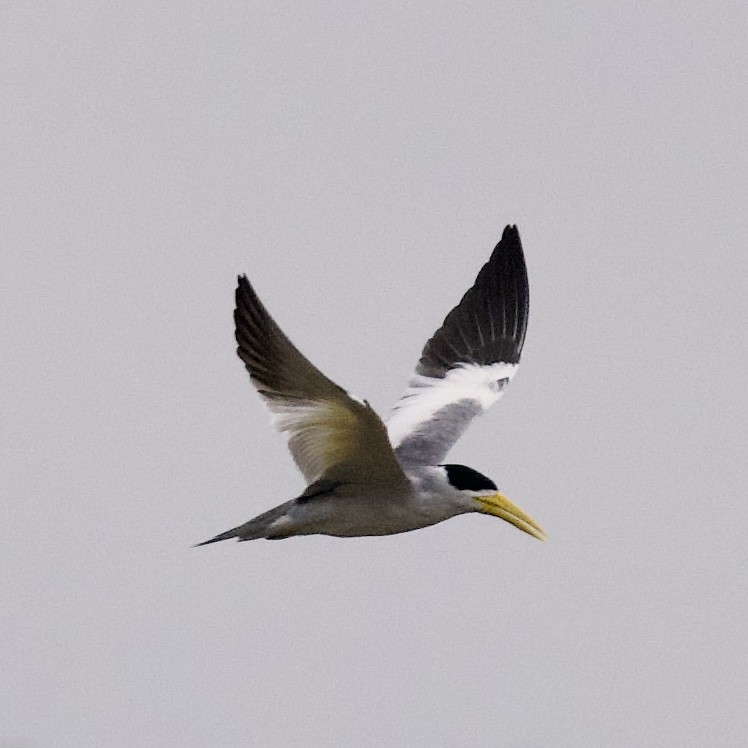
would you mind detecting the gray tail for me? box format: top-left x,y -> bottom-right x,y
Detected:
194,502 -> 293,547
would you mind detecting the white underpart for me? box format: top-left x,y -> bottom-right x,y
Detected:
386,362 -> 519,449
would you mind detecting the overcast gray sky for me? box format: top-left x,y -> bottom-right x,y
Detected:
3,2 -> 747,746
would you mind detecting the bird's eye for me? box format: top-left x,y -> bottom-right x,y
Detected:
490,377 -> 509,393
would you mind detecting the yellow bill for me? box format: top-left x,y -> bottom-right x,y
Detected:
475,492 -> 547,541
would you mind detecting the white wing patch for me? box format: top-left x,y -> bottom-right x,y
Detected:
262,392 -> 406,486
386,362 -> 518,450
264,398 -> 361,483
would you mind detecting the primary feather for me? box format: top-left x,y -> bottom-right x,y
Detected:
387,224 -> 528,467
234,276 -> 407,487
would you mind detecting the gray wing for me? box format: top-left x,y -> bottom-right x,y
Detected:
234,276 -> 407,487
386,225 -> 529,468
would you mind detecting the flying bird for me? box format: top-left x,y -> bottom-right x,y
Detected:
197,225 -> 545,545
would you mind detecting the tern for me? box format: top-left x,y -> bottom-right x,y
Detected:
197,225 -> 545,545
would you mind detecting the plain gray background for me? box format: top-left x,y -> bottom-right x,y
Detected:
2,2 -> 747,746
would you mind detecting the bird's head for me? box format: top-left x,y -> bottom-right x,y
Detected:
442,463 -> 546,541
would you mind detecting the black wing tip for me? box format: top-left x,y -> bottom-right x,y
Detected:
480,224 -> 525,279
236,273 -> 254,298
235,275 -> 250,309
234,275 -> 269,324
414,223 -> 529,377
495,224 -> 523,258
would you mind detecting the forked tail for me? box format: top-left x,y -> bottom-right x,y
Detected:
195,501 -> 294,546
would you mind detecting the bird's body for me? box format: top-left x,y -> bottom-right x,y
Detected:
198,225 -> 545,546
213,468 -> 475,540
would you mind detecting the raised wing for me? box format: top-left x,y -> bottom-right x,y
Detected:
234,276 -> 407,487
387,225 -> 529,468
